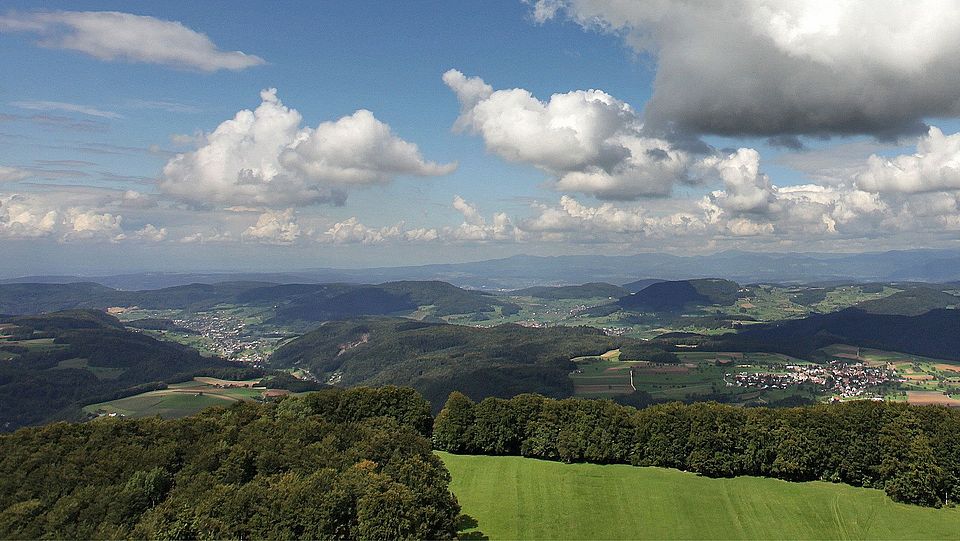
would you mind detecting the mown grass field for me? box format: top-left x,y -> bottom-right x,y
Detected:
439,453 -> 960,540
82,378 -> 268,419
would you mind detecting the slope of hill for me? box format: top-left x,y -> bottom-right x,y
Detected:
270,317 -> 627,406
510,282 -> 628,299
0,282 -> 124,314
0,310 -> 235,430
713,308 -> 960,361
617,279 -> 740,312
621,278 -> 667,293
855,287 -> 959,316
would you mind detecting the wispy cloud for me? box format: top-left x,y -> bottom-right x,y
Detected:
0,10 -> 265,72
11,100 -> 122,119
125,99 -> 202,114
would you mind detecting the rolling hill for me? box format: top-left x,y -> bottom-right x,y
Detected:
711,308 -> 960,361
855,287 -> 959,316
0,280 -> 520,321
269,317 -> 628,407
0,310 -> 235,430
617,278 -> 741,312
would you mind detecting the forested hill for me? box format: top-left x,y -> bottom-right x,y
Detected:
855,287 -> 959,316
0,280 -> 519,321
270,317 -> 652,407
617,278 -> 741,312
0,387 -> 460,539
709,308 -> 960,361
0,310 -> 235,430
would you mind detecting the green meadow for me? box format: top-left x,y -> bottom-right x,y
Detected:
439,453 -> 960,540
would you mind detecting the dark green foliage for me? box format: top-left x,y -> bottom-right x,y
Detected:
708,308 -> 960,360
0,387 -> 459,539
0,311 -> 235,431
0,283 -> 123,314
257,372 -> 328,393
273,281 -> 520,322
9,309 -> 124,331
856,287 -> 959,316
789,287 -> 832,305
192,366 -> 265,381
124,318 -> 197,334
271,317 -> 622,408
511,282 -> 628,299
619,344 -> 679,363
621,279 -> 667,293
434,394 -> 960,507
617,279 -> 740,312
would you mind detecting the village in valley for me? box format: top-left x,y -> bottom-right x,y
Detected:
729,360 -> 894,400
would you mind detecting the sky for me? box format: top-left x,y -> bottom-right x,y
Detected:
1,0 -> 960,276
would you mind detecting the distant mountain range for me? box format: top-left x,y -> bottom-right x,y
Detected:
0,280 -> 520,322
3,249 -> 960,290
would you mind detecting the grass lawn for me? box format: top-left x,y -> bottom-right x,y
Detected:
439,453 -> 960,540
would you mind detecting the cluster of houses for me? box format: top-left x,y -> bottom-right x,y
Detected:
729,361 -> 895,397
171,312 -> 272,365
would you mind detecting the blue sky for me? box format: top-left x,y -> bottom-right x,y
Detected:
1,1 -> 959,276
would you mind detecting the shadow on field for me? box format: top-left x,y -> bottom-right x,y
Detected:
456,514 -> 488,540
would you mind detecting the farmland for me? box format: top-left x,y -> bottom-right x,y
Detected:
440,453 -> 960,540
569,344 -> 960,406
570,349 -> 819,405
82,377 -> 286,419
447,282 -> 913,339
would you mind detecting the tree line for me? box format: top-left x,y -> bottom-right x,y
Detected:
434,392 -> 960,507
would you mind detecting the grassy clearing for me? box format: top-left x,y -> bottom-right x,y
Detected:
83,378 -> 270,419
440,453 -> 960,540
85,392 -> 232,419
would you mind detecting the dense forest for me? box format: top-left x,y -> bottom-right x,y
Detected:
707,308 -> 960,361
433,392 -> 960,507
0,387 -> 460,539
270,317 -> 640,407
0,311 -> 236,431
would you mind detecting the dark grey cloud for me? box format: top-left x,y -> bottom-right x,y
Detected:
536,1 -> 960,139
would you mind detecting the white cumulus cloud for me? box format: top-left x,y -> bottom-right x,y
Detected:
159,89 -> 455,207
62,208 -> 124,242
242,208 -> 302,245
856,127 -> 960,193
134,223 -> 167,242
443,69 -> 692,199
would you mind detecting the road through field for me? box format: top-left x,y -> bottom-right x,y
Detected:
439,453 -> 960,540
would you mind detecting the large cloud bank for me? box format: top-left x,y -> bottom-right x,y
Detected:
534,0 -> 960,138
